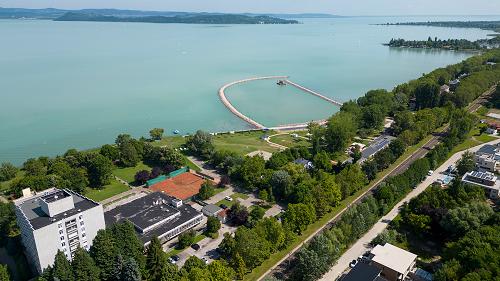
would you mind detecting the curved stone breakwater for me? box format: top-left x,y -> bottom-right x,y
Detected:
218,76 -> 343,130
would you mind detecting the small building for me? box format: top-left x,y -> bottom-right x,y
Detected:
217,209 -> 229,224
359,135 -> 396,164
294,158 -> 314,170
461,170 -> 500,199
14,188 -> 105,273
202,204 -> 222,217
440,84 -> 450,94
369,243 -> 417,281
342,262 -> 387,281
474,144 -> 500,173
449,79 -> 460,91
104,192 -> 204,246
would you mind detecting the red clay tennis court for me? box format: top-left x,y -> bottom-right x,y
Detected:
149,172 -> 211,201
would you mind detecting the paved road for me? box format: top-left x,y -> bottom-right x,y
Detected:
320,138 -> 500,280
259,85 -> 497,281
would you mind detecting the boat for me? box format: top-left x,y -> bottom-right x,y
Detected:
173,130 -> 180,134
276,80 -> 286,86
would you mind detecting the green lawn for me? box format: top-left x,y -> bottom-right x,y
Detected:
269,134 -> 310,148
448,127 -> 497,155
113,162 -> 152,184
212,131 -> 279,156
85,179 -> 129,202
184,156 -> 202,172
152,136 -> 187,148
0,171 -> 25,194
216,192 -> 249,207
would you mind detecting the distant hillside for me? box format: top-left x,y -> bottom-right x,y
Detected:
379,20 -> 500,33
54,12 -> 299,24
0,7 -> 338,21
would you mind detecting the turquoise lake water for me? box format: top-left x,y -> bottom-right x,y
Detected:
1,15 -> 499,165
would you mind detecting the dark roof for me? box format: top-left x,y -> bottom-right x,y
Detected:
104,192 -> 202,244
361,135 -> 395,161
40,190 -> 71,203
342,263 -> 382,281
16,189 -> 99,230
477,144 -> 497,156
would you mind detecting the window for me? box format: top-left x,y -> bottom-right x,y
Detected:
82,233 -> 86,238
79,215 -> 82,220
60,236 -> 65,241
58,223 -> 63,228
61,242 -> 66,247
80,221 -> 84,226
81,227 -> 85,232
63,248 -> 67,252
59,230 -> 63,234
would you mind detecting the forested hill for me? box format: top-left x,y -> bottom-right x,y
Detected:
54,12 -> 299,24
379,20 -> 500,33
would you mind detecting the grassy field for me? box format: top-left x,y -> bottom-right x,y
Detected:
269,134 -> 310,148
112,162 -> 152,184
152,136 -> 187,148
85,179 -> 129,202
212,131 -> 278,156
449,127 -> 497,155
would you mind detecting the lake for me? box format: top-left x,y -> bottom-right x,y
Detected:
1,15 -> 499,165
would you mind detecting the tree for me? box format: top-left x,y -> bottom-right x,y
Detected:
283,203 -> 316,234
269,170 -> 292,200
255,218 -> 286,252
85,154 -> 113,188
90,230 -> 117,281
121,258 -> 141,281
134,170 -> 151,185
238,156 -> 266,190
158,261 -> 180,281
336,164 -> 367,199
232,227 -> 271,270
291,248 -> 323,281
218,175 -> 230,187
207,260 -> 233,281
389,138 -> 406,157
185,130 -> 214,159
0,163 -> 17,182
440,202 -> 493,236
146,237 -> 168,281
0,265 -> 10,281
361,104 -> 385,129
66,168 -> 89,194
456,151 -> 475,176
111,221 -> 145,273
177,230 -> 196,249
362,160 -> 378,181
228,203 -> 249,226
247,206 -> 266,227
119,141 -> 140,167
325,112 -> 357,153
197,180 -> 215,200
313,151 -> 331,172
231,253 -> 246,280
23,158 -> 47,176
206,216 -> 221,237
183,256 -> 206,273
434,259 -> 461,281
52,250 -> 74,281
415,81 -> 440,109
71,247 -> 100,281
100,144 -> 120,162
149,128 -> 164,141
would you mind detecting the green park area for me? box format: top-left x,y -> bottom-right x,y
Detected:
85,179 -> 129,202
269,133 -> 310,148
216,192 -> 250,207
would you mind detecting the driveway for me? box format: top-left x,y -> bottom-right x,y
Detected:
319,138 -> 500,281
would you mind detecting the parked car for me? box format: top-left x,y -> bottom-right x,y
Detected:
219,204 -> 228,209
169,255 -> 180,264
201,257 -> 209,265
427,170 -> 434,176
191,243 -> 201,251
349,259 -> 358,268
225,196 -> 233,202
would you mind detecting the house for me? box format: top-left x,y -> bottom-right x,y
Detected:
474,144 -> 500,172
359,135 -> 396,163
104,192 -> 204,246
461,170 -> 500,199
486,126 -> 498,135
294,158 -> 314,170
14,188 -> 105,273
440,84 -> 450,94
369,243 -> 417,281
202,204 -> 222,217
449,79 -> 460,91
342,262 -> 387,281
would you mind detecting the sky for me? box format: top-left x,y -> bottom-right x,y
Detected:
1,0 -> 500,16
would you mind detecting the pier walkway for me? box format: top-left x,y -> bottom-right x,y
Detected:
284,79 -> 343,106
218,76 -> 342,130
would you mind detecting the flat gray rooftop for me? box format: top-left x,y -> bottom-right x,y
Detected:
17,190 -> 99,230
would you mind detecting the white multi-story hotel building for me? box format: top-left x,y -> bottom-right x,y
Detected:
14,188 -> 105,273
